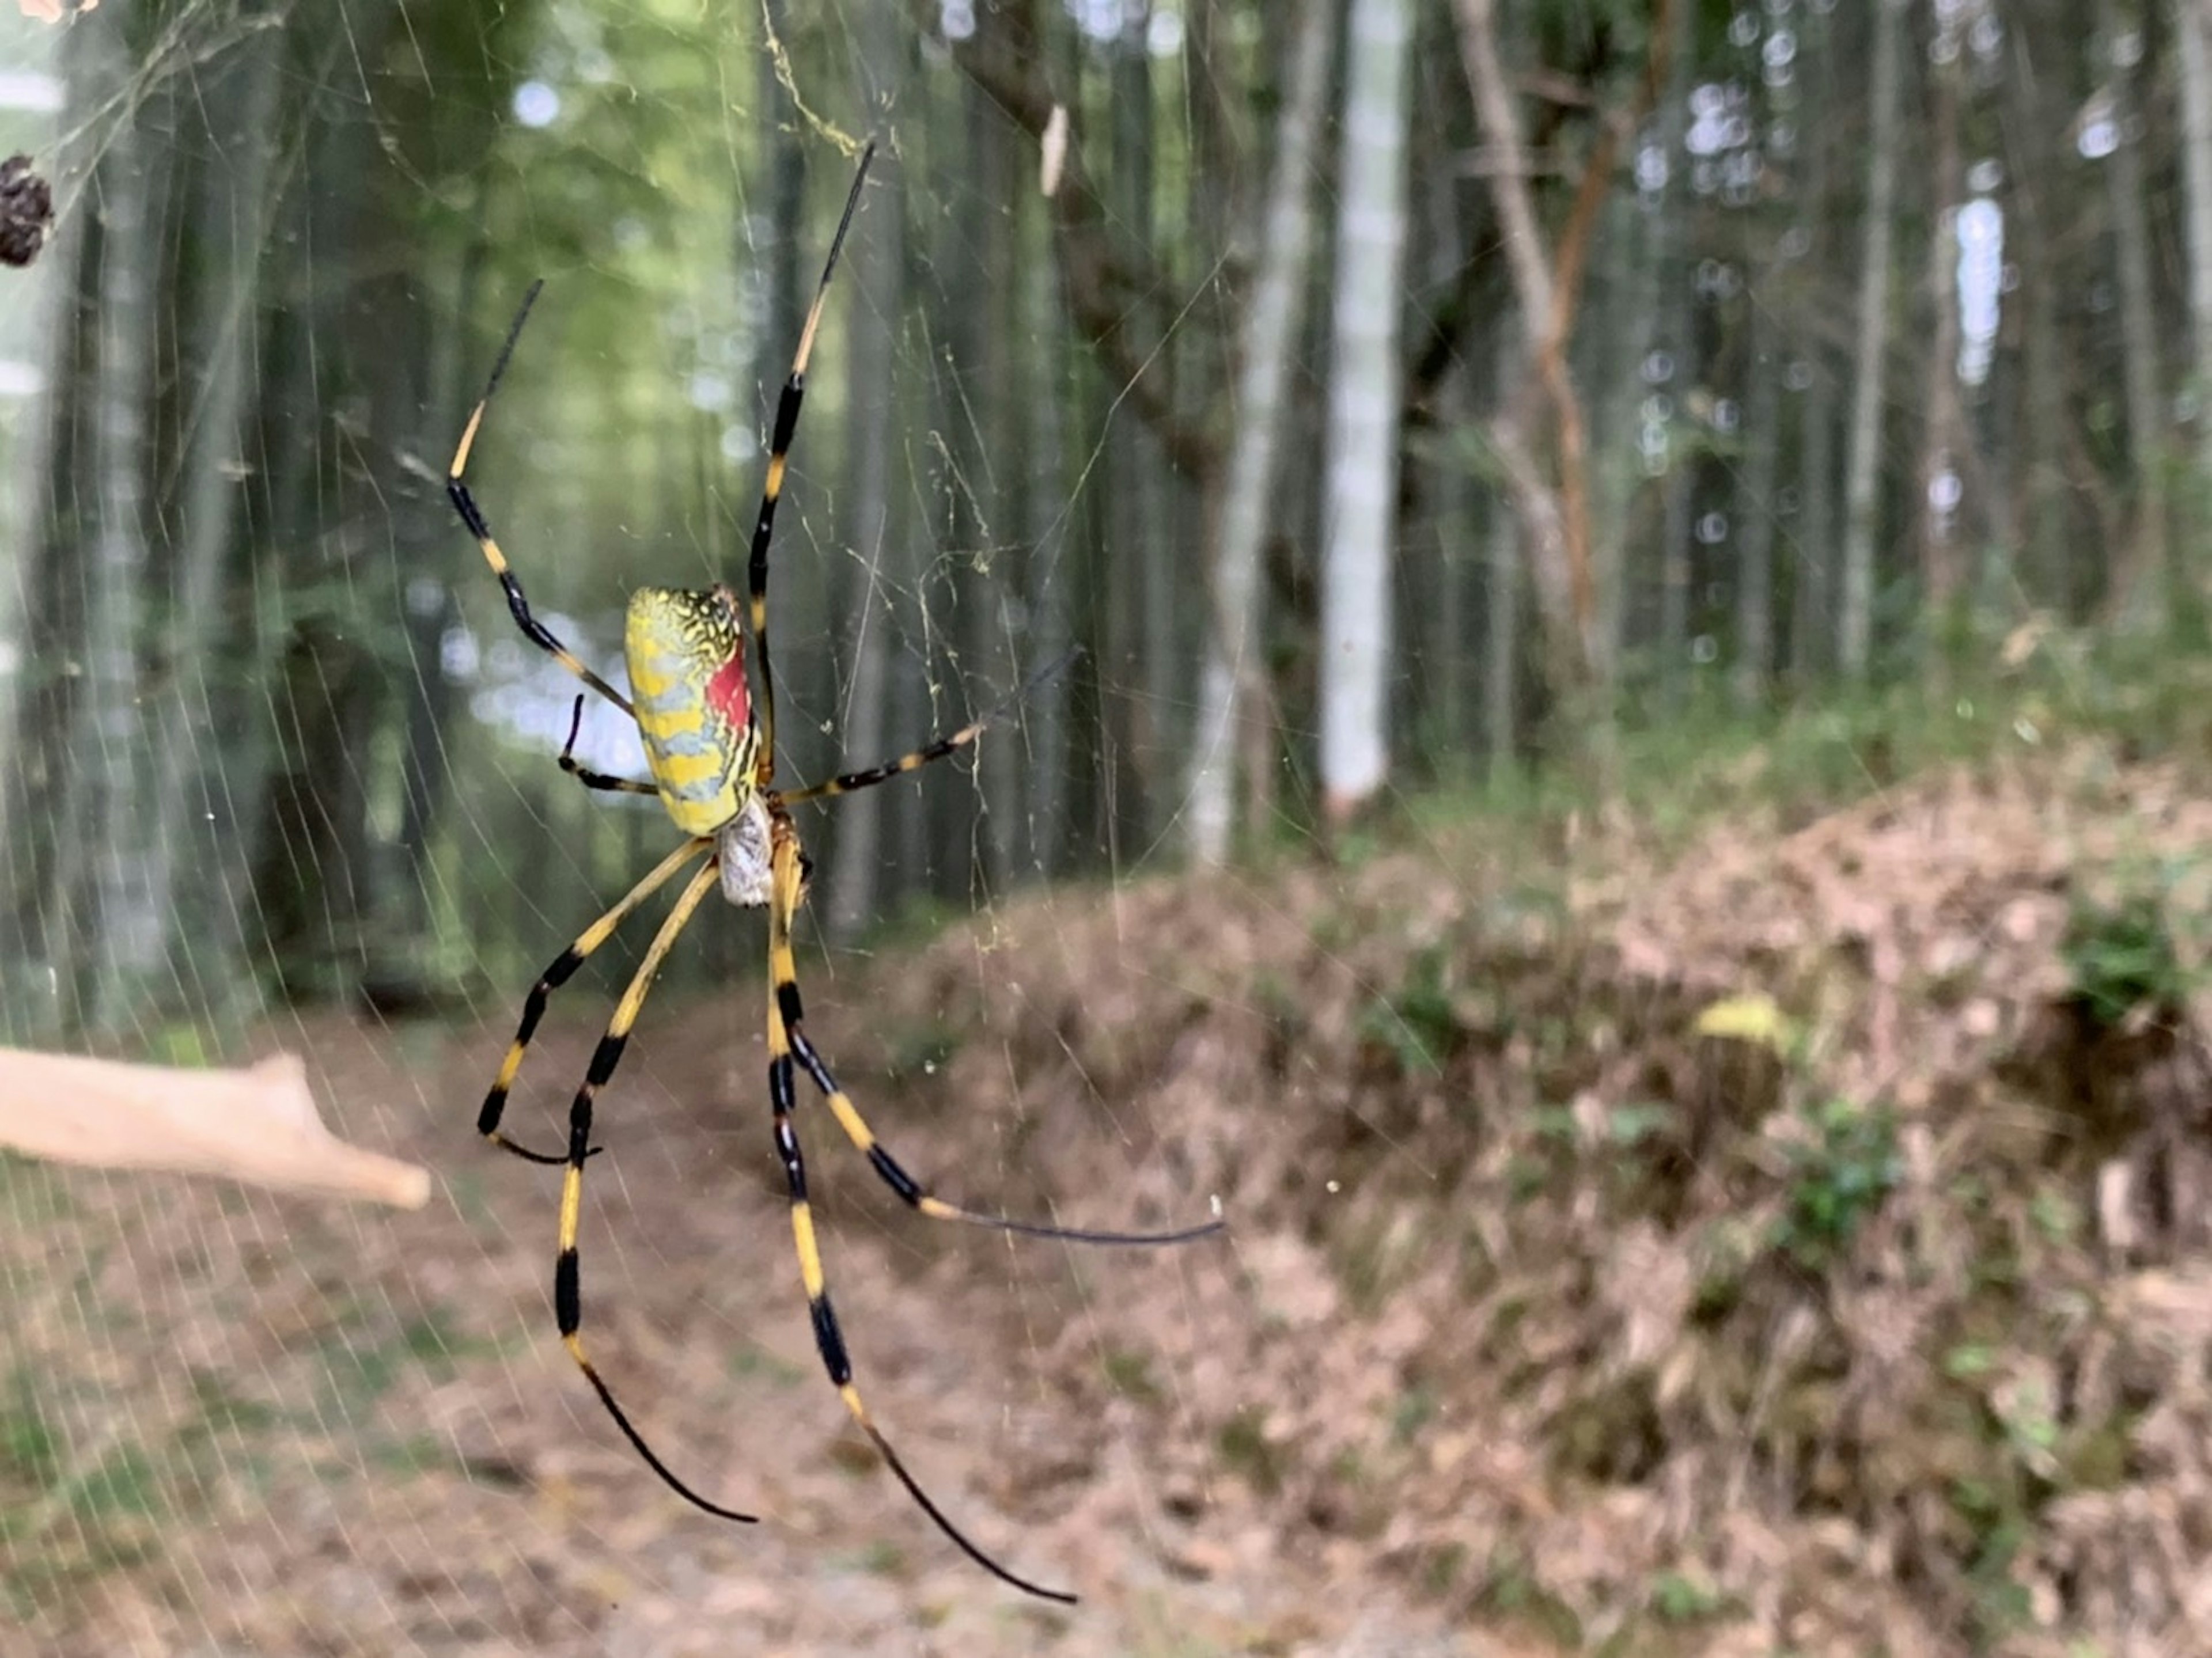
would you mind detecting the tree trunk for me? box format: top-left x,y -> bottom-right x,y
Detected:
1486,491 -> 1520,784
138,25 -> 283,1029
1792,346 -> 1837,684
1787,16 -> 1836,685
1734,278 -> 1782,711
1022,179 -> 1074,880
1111,10 -> 1177,847
0,28 -> 97,1039
2107,2 -> 2169,630
1916,13 -> 1970,666
1320,0 -> 1414,823
825,35 -> 908,942
1647,0 -> 1699,710
1456,0 -> 1588,698
2179,0 -> 2212,608
1450,0 -> 1673,718
1656,442 -> 1695,709
2004,1 -> 2073,610
1186,0 -> 1335,864
956,81 -> 1021,895
1838,0 -> 1908,679
74,6 -> 160,1036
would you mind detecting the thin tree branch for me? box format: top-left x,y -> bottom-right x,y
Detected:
1453,0 -> 1675,678
921,0 -> 1224,484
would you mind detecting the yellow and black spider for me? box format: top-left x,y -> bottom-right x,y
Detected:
445,144 -> 1222,1604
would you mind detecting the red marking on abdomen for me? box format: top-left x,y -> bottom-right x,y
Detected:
705,652 -> 752,731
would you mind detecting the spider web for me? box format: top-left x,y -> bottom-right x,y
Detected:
9,2 -> 2166,1653
0,5 -> 1272,1653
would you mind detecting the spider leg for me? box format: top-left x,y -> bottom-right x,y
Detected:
479,837 -> 710,1164
746,142 -> 873,789
772,712 -> 987,808
449,282 -> 636,719
552,855 -> 758,1522
778,1000 -> 1222,1247
556,694 -> 660,797
775,648 -> 1080,808
766,833 -> 1077,1604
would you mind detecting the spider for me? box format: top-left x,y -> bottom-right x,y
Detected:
445,143 -> 1223,1604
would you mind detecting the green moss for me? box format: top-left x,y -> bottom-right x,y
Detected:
1215,1405 -> 1287,1498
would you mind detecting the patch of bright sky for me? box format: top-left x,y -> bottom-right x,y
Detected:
1957,197 -> 2003,387
458,620 -> 653,787
514,79 -> 560,129
0,67 -> 62,110
949,1 -> 1180,52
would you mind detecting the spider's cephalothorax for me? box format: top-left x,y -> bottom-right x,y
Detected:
446,141 -> 1222,1606
623,585 -> 774,907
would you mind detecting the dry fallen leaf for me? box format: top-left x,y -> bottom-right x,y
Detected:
1694,990 -> 1792,1052
0,1045 -> 429,1208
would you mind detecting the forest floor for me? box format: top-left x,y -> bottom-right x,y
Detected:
12,732 -> 2212,1656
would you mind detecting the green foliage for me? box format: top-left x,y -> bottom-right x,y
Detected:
1648,1567 -> 1728,1624
1418,1539 -> 1469,1598
0,1372 -> 59,1498
2061,856 -> 2210,1030
1214,1405 -> 1288,1498
149,1020 -> 213,1068
1099,1346 -> 1162,1405
1408,629 -> 2212,886
0,1361 -> 171,1617
1357,947 -> 1459,1076
1771,1098 -> 1901,1269
1476,1544 -> 1583,1647
1387,1383 -> 1437,1446
1949,1476 -> 2036,1642
310,1306 -> 476,1430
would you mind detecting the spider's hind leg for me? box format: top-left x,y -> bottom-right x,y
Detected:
478,837 -> 711,1165
550,854 -> 759,1524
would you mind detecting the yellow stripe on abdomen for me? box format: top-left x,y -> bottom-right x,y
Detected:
624,586 -> 758,836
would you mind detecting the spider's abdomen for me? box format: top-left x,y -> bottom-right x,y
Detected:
624,586 -> 759,836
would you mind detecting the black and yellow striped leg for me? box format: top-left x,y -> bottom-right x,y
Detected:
450,283 -> 635,719
480,837 -> 711,1166
779,1004 -> 1222,1247
745,143 -> 874,788
556,694 -> 660,797
766,834 -> 1075,1604
772,716 -> 990,809
775,647 -> 1082,808
553,856 -> 757,1523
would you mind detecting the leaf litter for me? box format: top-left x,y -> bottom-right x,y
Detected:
10,743 -> 2212,1654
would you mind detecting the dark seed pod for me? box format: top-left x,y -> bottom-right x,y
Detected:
0,155 -> 55,270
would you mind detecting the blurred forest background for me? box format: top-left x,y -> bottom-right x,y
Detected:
0,0 -> 2199,1042
16,0 -> 2212,1655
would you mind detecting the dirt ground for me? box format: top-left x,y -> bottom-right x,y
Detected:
16,748 -> 2212,1656
0,932 -> 1518,1657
